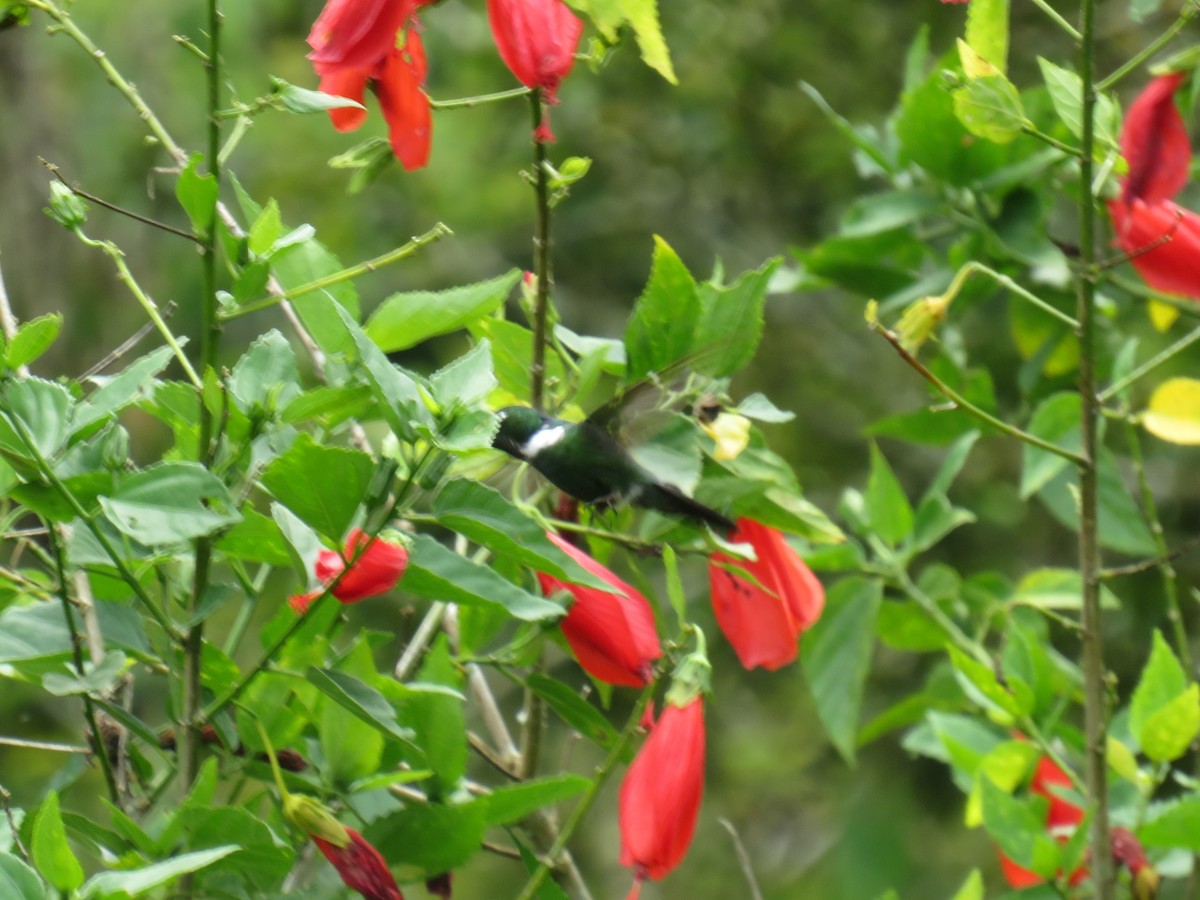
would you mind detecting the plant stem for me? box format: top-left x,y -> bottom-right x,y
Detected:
1020,123 -> 1082,157
1095,1 -> 1200,92
1076,0 -> 1113,893
1098,321 -> 1200,402
529,92 -> 552,412
219,223 -> 453,320
515,681 -> 656,900
46,527 -> 120,805
870,321 -> 1086,464
428,86 -> 532,109
1029,0 -> 1083,41
951,261 -> 1080,329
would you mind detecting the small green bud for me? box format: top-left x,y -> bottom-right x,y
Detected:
44,181 -> 88,230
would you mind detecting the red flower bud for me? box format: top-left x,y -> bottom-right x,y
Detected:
619,698 -> 706,889
707,518 -> 825,670
538,532 -> 662,686
312,828 -> 404,900
290,528 -> 408,614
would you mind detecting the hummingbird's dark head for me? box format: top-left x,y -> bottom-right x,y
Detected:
492,406 -> 548,459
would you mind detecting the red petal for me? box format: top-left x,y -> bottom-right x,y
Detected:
619,699 -> 705,881
1110,198 -> 1200,300
486,0 -> 583,93
331,529 -> 409,602
1120,73 -> 1191,205
374,39 -> 433,171
319,68 -> 371,132
308,0 -> 413,76
313,829 -> 404,900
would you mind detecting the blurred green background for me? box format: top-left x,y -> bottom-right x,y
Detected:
0,1 -> 1189,897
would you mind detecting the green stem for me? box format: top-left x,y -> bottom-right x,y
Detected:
26,0 -> 187,164
1,407 -> 178,638
870,321 -> 1086,464
428,86 -> 532,110
889,561 -> 992,669
1029,0 -> 1083,40
514,680 -> 657,900
1095,1 -> 1200,92
74,234 -> 201,388
220,223 -> 453,320
1076,0 -> 1113,893
952,261 -> 1080,329
1098,321 -> 1200,402
1020,123 -> 1082,158
46,527 -> 120,806
529,92 -> 552,411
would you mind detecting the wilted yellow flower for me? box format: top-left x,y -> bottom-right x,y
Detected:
701,411 -> 751,461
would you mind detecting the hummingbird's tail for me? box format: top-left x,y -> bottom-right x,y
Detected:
642,483 -> 736,533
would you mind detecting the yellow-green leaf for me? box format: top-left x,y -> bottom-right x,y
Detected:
1149,299 -> 1180,332
618,0 -> 676,84
965,0 -> 1009,75
1143,378 -> 1200,445
1140,684 -> 1200,762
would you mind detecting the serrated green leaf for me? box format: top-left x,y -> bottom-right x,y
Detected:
176,154 -> 217,236
366,270 -> 521,352
5,314 -> 62,370
1130,631 -> 1188,742
866,444 -> 913,546
228,329 -> 301,414
0,377 -> 72,461
692,258 -> 779,378
100,461 -> 241,545
617,0 -> 675,83
1139,683 -> 1200,762
74,346 -> 174,433
365,800 -> 487,873
260,433 -> 372,541
1141,796 -> 1200,850
802,577 -> 882,763
624,236 -> 699,385
403,534 -> 562,621
31,792 -> 82,892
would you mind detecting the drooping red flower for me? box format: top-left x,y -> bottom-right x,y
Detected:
289,528 -> 408,614
707,517 -> 825,671
312,828 -> 404,900
619,697 -> 706,893
486,0 -> 583,141
1109,72 -> 1200,299
307,0 -> 415,77
537,532 -> 662,687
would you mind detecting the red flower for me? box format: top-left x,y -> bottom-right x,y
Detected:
619,698 -> 705,892
312,828 -> 403,900
537,532 -> 662,687
289,528 -> 408,614
307,0 -> 415,77
1109,72 -> 1200,299
707,518 -> 825,671
486,0 -> 583,141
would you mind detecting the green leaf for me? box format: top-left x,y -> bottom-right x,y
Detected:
246,198 -> 282,257
0,601 -> 147,668
802,577 -> 882,763
865,444 -> 913,546
100,461 -> 241,545
176,154 -> 218,236
1021,393 -> 1081,498
1010,567 -> 1119,610
42,651 -> 128,697
306,667 -> 416,745
428,340 -> 498,412
965,0 -> 1009,73
269,74 -> 366,114
366,270 -> 520,352
692,258 -> 779,378
432,480 -> 609,590
215,509 -> 293,567
911,493 -> 976,554
1131,631 -> 1199,761
276,245 -> 361,350
228,329 -> 301,414
948,646 -> 1030,719
181,807 -> 294,890
954,75 -> 1025,144
979,776 -> 1059,878
949,869 -> 983,900
485,775 -> 590,826
1037,58 -> 1120,149
526,673 -> 621,750
31,792 -> 82,892
624,237 -> 700,385
1141,796 -> 1200,850
839,190 -> 940,238
0,378 -> 73,460
5,314 -> 62,370
320,640 -> 385,785
0,854 -> 46,900
616,0 -> 676,83
1129,0 -> 1166,22
80,846 -> 239,898
927,711 -> 1005,775
260,433 -> 373,540
403,533 -> 562,621
408,637 -> 468,794
74,346 -> 174,433
366,800 -> 487,873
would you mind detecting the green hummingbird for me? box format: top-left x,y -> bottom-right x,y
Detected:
492,405 -> 735,532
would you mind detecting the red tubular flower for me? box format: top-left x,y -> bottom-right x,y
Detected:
486,0 -> 583,141
1109,72 -> 1200,299
307,0 -> 415,77
312,828 -> 404,900
289,528 -> 408,614
537,532 -> 662,687
619,698 -> 706,893
707,518 -> 825,671
998,754 -> 1085,888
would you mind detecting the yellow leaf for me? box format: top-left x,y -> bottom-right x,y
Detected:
1149,299 -> 1180,332
957,38 -> 999,79
1144,378 -> 1200,445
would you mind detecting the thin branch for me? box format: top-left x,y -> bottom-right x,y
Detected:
869,320 -> 1086,464
1028,0 -> 1083,41
1096,1 -> 1200,92
1098,321 -> 1200,402
41,160 -> 199,242
719,818 -> 765,900
0,784 -> 30,862
79,316 -> 163,381
428,86 -> 532,110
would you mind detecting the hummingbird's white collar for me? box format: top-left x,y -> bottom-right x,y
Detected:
521,424 -> 566,459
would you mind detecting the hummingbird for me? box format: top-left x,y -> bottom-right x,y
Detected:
492,405 -> 735,532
